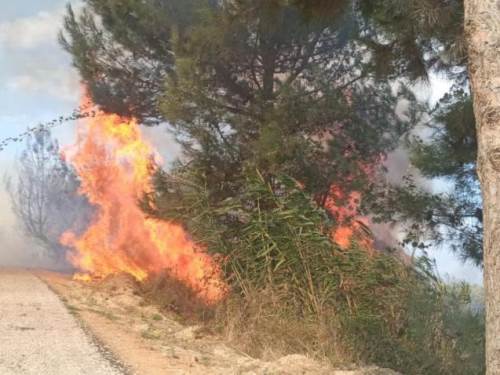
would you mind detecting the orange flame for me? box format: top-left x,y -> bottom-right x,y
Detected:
60,98 -> 227,304
325,185 -> 373,251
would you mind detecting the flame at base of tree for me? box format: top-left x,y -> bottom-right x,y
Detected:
60,100 -> 227,304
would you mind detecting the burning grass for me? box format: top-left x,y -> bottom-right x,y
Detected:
143,170 -> 485,375
60,100 -> 227,304
141,271 -> 218,322
55,94 -> 483,374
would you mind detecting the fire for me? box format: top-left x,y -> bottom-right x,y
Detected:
60,99 -> 227,304
325,185 -> 373,251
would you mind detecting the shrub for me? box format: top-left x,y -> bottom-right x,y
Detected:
142,168 -> 485,374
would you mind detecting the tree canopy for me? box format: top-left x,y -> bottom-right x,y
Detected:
359,0 -> 481,264
61,0 -> 423,250
55,1 -> 487,373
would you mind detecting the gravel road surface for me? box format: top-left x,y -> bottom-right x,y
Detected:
0,269 -> 124,375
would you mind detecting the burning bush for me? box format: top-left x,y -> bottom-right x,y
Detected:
57,1 -> 484,371
144,167 -> 484,375
60,104 -> 227,304
141,271 -> 217,321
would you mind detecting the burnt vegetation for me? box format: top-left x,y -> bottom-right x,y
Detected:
3,1 -> 486,374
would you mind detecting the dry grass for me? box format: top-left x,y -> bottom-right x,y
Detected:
210,287 -> 351,364
142,274 -> 351,366
140,271 -> 216,322
38,271 -> 342,374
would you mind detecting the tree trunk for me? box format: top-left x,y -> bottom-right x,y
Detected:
464,1 -> 500,373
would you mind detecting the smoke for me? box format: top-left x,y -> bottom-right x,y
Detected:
0,116 -> 183,272
0,183 -> 61,270
141,124 -> 182,167
370,146 -> 427,252
369,81 -> 439,252
0,128 -> 94,271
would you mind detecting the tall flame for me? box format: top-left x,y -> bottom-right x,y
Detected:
60,98 -> 226,304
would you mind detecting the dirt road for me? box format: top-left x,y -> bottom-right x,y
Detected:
0,269 -> 124,375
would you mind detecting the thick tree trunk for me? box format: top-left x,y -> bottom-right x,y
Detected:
464,1 -> 500,373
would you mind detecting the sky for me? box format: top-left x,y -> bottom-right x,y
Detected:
0,0 -> 78,267
0,1 -> 483,284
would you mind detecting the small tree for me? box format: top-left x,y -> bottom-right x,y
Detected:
5,127 -> 92,265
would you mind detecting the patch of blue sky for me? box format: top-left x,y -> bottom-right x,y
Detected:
0,1 -> 80,148
0,0 -> 68,21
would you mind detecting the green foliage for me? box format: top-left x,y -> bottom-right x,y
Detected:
60,0 -> 483,267
63,1 -> 485,372
359,0 -> 483,265
368,89 -> 482,265
60,0 -> 174,122
344,269 -> 484,374
62,0 -> 421,215
156,0 -> 419,204
412,92 -> 476,179
409,90 -> 482,263
143,167 -> 485,374
359,0 -> 466,81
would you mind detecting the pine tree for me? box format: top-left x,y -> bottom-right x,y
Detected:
61,0 -> 420,242
360,0 -> 483,264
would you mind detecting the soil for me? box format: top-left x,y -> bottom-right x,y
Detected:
37,271 -> 399,375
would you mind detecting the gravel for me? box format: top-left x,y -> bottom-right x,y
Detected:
0,269 -> 124,375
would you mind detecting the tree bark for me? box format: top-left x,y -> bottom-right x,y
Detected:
464,1 -> 500,373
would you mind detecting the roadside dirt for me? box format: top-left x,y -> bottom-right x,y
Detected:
0,269 -> 123,375
37,271 -> 398,375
